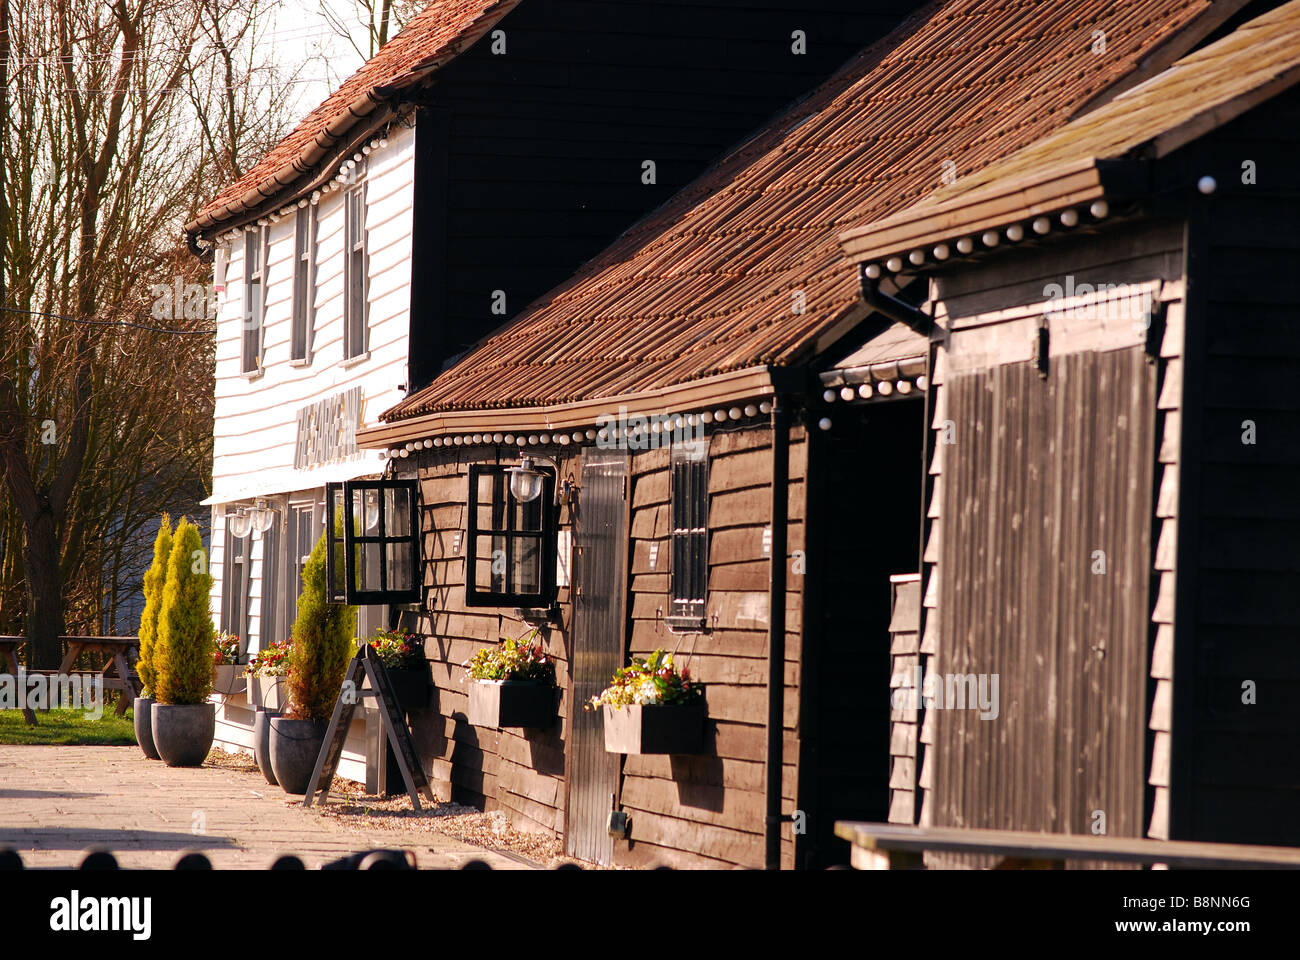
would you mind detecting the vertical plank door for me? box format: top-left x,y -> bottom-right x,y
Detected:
566,449 -> 629,864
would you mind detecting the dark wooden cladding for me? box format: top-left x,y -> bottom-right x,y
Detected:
1162,83 -> 1300,844
934,348 -> 1156,849
619,424 -> 805,869
411,448 -> 579,834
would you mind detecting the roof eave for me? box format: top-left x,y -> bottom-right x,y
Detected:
356,365 -> 779,450
838,156 -> 1152,272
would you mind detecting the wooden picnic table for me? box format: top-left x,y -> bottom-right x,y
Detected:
834,822 -> 1300,870
0,637 -> 37,725
0,636 -> 141,721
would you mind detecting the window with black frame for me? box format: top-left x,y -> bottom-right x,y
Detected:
669,440 -> 708,628
324,479 -> 420,604
465,464 -> 556,607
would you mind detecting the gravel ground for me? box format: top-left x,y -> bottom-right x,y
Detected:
205,748 -> 613,869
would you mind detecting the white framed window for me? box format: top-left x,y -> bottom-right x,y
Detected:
222,526 -> 252,640
291,205 -> 315,363
342,175 -> 368,362
242,226 -> 266,373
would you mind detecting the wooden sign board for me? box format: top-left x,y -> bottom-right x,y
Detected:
303,646 -> 434,812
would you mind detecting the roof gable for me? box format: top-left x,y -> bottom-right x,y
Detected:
188,0 -> 520,233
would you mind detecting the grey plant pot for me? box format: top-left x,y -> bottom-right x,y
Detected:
151,702 -> 216,767
133,697 -> 161,760
253,709 -> 280,785
269,717 -> 327,795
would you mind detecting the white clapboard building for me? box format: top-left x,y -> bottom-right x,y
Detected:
197,121 -> 412,779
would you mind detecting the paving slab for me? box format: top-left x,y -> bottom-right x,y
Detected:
0,746 -> 530,870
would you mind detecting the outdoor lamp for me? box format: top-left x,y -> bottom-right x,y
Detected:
252,499 -> 277,534
227,507 -> 252,538
509,457 -> 545,503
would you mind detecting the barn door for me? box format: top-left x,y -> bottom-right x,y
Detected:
566,449 -> 628,864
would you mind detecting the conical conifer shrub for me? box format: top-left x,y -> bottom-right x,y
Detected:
286,529 -> 356,722
153,517 -> 215,705
136,513 -> 173,697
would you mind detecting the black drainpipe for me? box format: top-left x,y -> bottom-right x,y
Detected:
765,394 -> 790,869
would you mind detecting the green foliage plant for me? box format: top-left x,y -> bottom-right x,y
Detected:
286,530 -> 356,722
152,517 -> 215,705
136,513 -> 173,697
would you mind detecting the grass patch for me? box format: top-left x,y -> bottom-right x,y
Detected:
0,707 -> 137,745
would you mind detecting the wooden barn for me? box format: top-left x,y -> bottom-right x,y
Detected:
351,0 -> 1263,867
837,0 -> 1300,851
188,0 -> 933,784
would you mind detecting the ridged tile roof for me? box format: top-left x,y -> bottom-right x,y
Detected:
385,0 -> 1229,421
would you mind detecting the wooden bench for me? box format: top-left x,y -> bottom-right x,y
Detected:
834,822 -> 1300,870
0,636 -> 140,723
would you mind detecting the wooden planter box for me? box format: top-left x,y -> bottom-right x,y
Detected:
249,675 -> 285,711
212,664 -> 247,697
385,664 -> 431,714
602,703 -> 705,755
468,680 -> 554,729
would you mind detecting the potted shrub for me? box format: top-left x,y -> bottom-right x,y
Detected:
212,631 -> 246,696
150,517 -> 217,767
464,628 -> 556,729
133,514 -> 172,760
588,649 -> 705,755
245,639 -> 292,786
270,530 -> 356,794
364,627 -> 429,714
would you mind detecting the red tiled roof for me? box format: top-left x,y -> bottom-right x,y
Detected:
840,0 -> 1300,266
187,0 -> 520,233
383,0 -> 1234,423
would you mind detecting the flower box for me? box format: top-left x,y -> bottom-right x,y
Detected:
385,663 -> 431,714
602,703 -> 705,755
468,679 -> 554,729
212,664 -> 247,697
249,675 -> 284,711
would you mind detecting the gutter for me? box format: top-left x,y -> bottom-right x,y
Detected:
183,77 -> 423,235
859,270 -> 935,338
765,394 -> 790,869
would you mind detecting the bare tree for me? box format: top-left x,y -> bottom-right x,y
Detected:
0,0 -> 294,664
318,0 -> 423,69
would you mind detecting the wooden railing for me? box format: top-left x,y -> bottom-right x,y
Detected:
835,822 -> 1300,869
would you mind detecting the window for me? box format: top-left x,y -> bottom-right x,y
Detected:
242,227 -> 265,373
285,500 -> 320,629
325,479 -> 420,604
465,464 -> 556,607
291,205 -> 315,362
343,182 -> 368,360
222,526 -> 252,640
260,516 -> 280,649
669,440 -> 708,628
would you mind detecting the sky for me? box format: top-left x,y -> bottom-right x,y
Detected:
248,0 -> 394,123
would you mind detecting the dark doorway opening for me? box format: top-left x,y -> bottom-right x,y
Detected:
801,396 -> 925,868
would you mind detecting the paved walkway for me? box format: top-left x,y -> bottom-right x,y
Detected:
0,746 -> 530,870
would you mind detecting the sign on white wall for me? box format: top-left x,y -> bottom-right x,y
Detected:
295,387 -> 363,469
